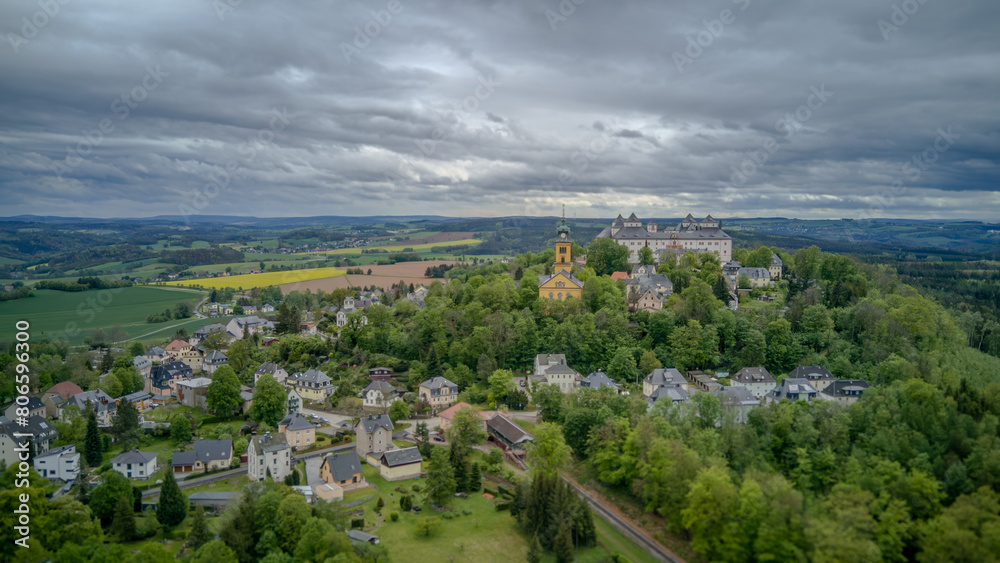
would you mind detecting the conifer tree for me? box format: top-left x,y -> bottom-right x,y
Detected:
527,532 -> 543,563
111,494 -> 137,541
84,403 -> 103,467
157,468 -> 188,529
469,462 -> 482,492
188,505 -> 211,551
553,518 -> 575,563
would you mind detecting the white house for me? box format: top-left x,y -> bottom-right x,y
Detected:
361,380 -> 402,410
254,362 -> 288,385
34,444 -> 80,481
247,431 -> 291,482
112,449 -> 159,479
729,367 -> 776,399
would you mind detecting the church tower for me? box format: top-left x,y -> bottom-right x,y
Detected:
554,205 -> 572,274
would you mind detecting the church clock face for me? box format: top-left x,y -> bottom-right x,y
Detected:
559,232 -> 567,239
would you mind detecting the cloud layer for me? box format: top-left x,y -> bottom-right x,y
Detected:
1,0 -> 998,220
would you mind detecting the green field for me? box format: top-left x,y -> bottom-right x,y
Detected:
0,286 -> 206,345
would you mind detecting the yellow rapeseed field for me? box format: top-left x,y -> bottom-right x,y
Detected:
161,267 -> 345,290
293,238 -> 482,255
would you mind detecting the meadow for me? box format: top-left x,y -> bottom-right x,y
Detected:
294,238 -> 483,256
0,286 -> 204,345
160,266 -> 346,290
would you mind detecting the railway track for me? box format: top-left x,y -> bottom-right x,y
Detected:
563,477 -> 683,563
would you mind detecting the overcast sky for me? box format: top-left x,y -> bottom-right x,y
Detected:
1,0 -> 998,221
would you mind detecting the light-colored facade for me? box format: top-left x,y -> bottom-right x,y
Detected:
418,377 -> 459,411
362,380 -> 401,410
112,450 -> 158,479
279,412 -> 317,448
254,362 -> 288,385
729,367 -> 776,399
378,447 -> 422,481
596,213 -> 733,264
176,377 -> 212,409
34,444 -> 80,481
356,414 -> 394,458
247,432 -> 291,482
287,368 -> 336,403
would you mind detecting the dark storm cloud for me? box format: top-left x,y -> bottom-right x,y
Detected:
0,0 -> 998,220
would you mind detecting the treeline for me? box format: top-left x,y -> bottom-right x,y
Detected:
146,303 -> 191,323
47,244 -> 156,271
35,277 -> 134,292
0,285 -> 32,301
159,247 -> 244,266
425,263 -> 455,277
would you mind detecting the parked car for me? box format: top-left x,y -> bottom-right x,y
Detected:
519,380 -> 526,387
320,417 -> 329,422
433,436 -> 445,442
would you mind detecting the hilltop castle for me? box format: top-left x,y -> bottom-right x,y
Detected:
595,213 -> 733,264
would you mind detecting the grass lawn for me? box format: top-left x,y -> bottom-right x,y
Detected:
0,286 -> 205,345
355,462 -> 654,563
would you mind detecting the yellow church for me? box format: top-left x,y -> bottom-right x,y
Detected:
538,210 -> 584,301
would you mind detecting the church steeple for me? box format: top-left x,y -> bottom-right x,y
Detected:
554,206 -> 572,274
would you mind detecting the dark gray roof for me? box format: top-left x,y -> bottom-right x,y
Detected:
193,439 -> 232,463
770,378 -> 819,400
486,413 -> 533,445
645,368 -> 685,386
581,371 -> 618,390
325,451 -> 363,481
121,391 -> 151,402
714,386 -> 760,407
821,379 -> 870,398
255,362 -> 283,375
18,395 -> 45,411
537,271 -> 585,288
204,350 -> 228,362
363,380 -> 400,396
172,451 -> 196,466
112,450 -> 158,465
649,385 -> 689,403
194,323 -> 227,336
788,365 -> 835,381
731,367 -> 775,384
358,414 -> 394,434
290,368 -> 331,384
379,447 -> 422,467
419,377 -> 457,394
279,412 -> 315,431
71,389 -> 114,413
250,432 -> 289,454
189,491 -> 239,502
737,267 -> 771,279
543,363 -> 578,376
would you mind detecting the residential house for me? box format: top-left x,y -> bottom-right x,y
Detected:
643,368 -> 687,398
437,402 -> 491,433
33,444 -> 80,481
730,367 -> 777,399
254,362 -> 288,385
247,431 -> 291,482
119,391 -> 152,413
378,447 -> 422,481
188,491 -> 239,511
287,368 -> 336,403
242,304 -> 258,315
733,267 -> 772,289
646,385 -> 690,409
148,361 -> 193,396
192,439 -> 233,471
261,303 -> 275,313
165,339 -> 191,356
286,388 -> 302,415
133,355 -> 152,379
361,380 -> 402,410
176,377 -> 212,409
768,378 -> 819,404
714,386 -> 760,424
67,389 -> 116,426
625,274 -> 674,312
299,321 -> 318,335
40,381 -> 83,418
176,346 -> 204,372
279,412 -> 317,448
369,367 -> 393,380
580,371 -> 619,391
143,346 -> 168,364
25,415 -> 58,452
203,350 -> 228,375
190,323 -> 228,346
769,253 -> 783,280
486,412 -> 534,452
240,387 -> 254,414
321,451 -> 365,487
347,530 -> 381,546
226,316 -> 270,339
4,394 -> 46,420
530,362 -> 579,394
0,424 -> 26,469
534,354 -> 568,376
630,264 -> 656,277
356,414 -> 394,459
112,449 -> 159,479
609,271 -> 629,282
690,371 -> 723,393
787,365 -> 837,392
819,379 -> 870,406
418,376 -> 459,411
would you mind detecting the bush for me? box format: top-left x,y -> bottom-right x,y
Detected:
483,488 -> 497,496
462,509 -> 472,516
495,501 -> 511,511
442,512 -> 457,520
411,484 -> 421,492
351,518 -> 365,529
390,512 -> 399,522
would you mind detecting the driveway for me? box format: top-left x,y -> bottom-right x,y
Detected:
297,406 -> 353,435
302,454 -> 325,487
